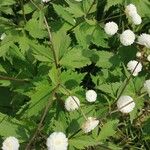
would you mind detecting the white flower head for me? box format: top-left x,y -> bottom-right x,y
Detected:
82,117 -> 99,133
127,60 -> 142,76
104,22 -> 118,36
65,96 -> 80,111
86,90 -> 97,102
0,33 -> 6,40
137,33 -> 150,48
136,52 -> 142,58
117,96 -> 135,113
120,29 -> 135,46
125,4 -> 137,17
46,132 -> 68,150
42,0 -> 50,3
2,136 -> 19,150
144,80 -> 150,97
131,14 -> 142,25
147,55 -> 150,62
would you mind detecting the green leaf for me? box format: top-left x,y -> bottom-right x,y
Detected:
92,26 -> 109,48
96,51 -> 118,68
0,113 -> 29,141
69,135 -> 98,149
97,119 -> 119,141
82,0 -> 95,14
29,41 -> 53,62
53,4 -> 75,26
0,0 -> 16,6
24,80 -> 52,117
18,2 -> 35,14
65,0 -> 85,18
98,82 -> 121,97
52,28 -> 71,60
25,18 -> 47,39
60,47 -> 91,68
61,70 -> 85,90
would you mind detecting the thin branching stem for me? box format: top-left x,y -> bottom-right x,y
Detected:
0,75 -> 30,82
25,84 -> 59,150
30,0 -> 59,68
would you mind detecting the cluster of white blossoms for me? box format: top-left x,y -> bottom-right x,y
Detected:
144,80 -> 150,97
117,96 -> 135,113
86,90 -> 97,102
65,96 -> 80,111
2,136 -> 19,150
46,132 -> 68,150
125,4 -> 142,25
104,22 -> 118,36
120,29 -> 135,46
104,4 -> 150,47
82,117 -> 99,133
127,60 -> 142,76
137,33 -> 150,49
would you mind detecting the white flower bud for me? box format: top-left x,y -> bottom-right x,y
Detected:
2,136 -> 19,150
138,33 -> 150,48
46,132 -> 68,150
65,96 -> 80,111
131,14 -> 142,25
82,117 -> 99,133
104,22 -> 118,36
117,96 -> 135,113
144,80 -> 150,97
127,60 -> 142,76
120,30 -> 135,46
136,52 -> 142,58
125,4 -> 137,17
86,90 -> 97,102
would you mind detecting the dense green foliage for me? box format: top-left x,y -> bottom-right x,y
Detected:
0,0 -> 150,149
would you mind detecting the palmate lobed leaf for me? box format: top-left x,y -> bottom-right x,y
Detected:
60,46 -> 91,68
0,112 -> 29,141
97,119 -> 119,141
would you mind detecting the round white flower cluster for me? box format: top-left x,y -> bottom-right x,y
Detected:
127,60 -> 142,76
42,0 -> 50,3
104,22 -> 118,36
137,33 -> 150,49
125,4 -> 142,25
46,132 -> 68,150
144,80 -> 150,97
65,96 -> 80,111
82,117 -> 99,133
86,90 -> 97,102
117,96 -> 135,113
2,136 -> 19,150
120,29 -> 135,46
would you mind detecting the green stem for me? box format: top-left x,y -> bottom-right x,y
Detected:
0,75 -> 30,82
